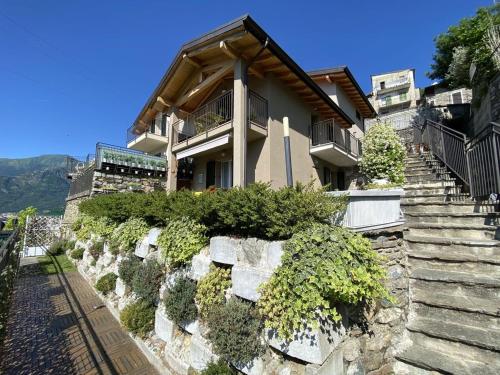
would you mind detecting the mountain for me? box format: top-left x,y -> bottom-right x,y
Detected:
0,155 -> 71,215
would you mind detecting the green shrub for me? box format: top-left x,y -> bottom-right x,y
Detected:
163,277 -> 197,325
263,182 -> 347,239
118,255 -> 142,286
206,299 -> 264,366
120,300 -> 155,338
110,218 -> 149,253
88,240 -> 104,260
77,184 -> 347,241
73,214 -> 116,241
132,260 -> 164,304
70,247 -> 85,260
201,360 -> 235,375
258,224 -> 391,340
157,218 -> 208,267
196,265 -> 231,320
95,273 -> 118,295
48,239 -> 71,255
359,123 -> 405,184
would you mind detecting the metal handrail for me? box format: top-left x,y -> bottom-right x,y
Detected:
127,120 -> 168,144
310,118 -> 361,157
248,90 -> 268,128
398,120 -> 500,199
0,229 -> 19,273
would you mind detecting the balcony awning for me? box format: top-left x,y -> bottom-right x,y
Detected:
176,134 -> 231,159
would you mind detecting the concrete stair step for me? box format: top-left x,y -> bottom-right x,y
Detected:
404,211 -> 500,225
402,201 -> 497,214
412,303 -> 500,335
410,266 -> 500,287
404,180 -> 457,189
409,258 -> 500,282
407,222 -> 499,240
408,318 -> 500,351
410,279 -> 500,316
405,234 -> 500,264
401,195 -> 473,203
396,332 -> 500,375
405,166 -> 447,174
404,186 -> 463,196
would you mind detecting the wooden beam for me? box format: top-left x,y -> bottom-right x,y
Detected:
182,54 -> 201,69
153,96 -> 171,112
175,62 -> 233,107
220,41 -> 239,60
187,31 -> 247,58
325,75 -> 333,84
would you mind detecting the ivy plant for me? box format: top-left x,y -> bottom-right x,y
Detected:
196,265 -> 231,320
359,123 -> 405,185
258,224 -> 392,341
73,214 -> 116,241
110,217 -> 149,252
157,218 -> 208,267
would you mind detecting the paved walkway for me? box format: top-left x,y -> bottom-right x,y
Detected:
0,257 -> 158,375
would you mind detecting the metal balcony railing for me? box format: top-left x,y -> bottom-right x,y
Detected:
310,118 -> 362,157
95,143 -> 166,172
127,119 -> 168,145
172,90 -> 269,145
248,90 -> 268,128
173,90 -> 233,144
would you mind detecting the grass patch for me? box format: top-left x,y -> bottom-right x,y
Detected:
37,254 -> 76,275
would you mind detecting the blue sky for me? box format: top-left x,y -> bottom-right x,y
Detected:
0,0 -> 492,159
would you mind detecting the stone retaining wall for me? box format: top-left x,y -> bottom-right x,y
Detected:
70,228 -> 409,375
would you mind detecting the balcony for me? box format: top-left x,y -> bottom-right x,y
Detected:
127,122 -> 168,154
310,119 -> 361,167
96,143 -> 167,178
379,94 -> 411,109
172,90 -> 268,158
376,77 -> 411,95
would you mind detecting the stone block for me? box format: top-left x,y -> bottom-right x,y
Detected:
155,307 -> 175,344
189,335 -> 219,371
210,236 -> 239,265
189,252 -> 211,281
236,237 -> 267,266
101,252 -> 115,267
234,357 -> 265,375
179,319 -> 200,336
231,265 -> 272,302
305,349 -> 343,375
164,350 -> 191,375
148,228 -> 162,246
266,317 -> 347,365
266,241 -> 284,269
134,237 -> 150,258
115,277 -> 129,297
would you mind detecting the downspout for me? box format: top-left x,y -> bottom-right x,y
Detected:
283,117 -> 293,186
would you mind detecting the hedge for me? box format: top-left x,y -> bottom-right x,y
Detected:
79,183 -> 346,240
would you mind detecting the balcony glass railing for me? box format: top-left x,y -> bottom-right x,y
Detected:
95,143 -> 167,177
378,77 -> 410,91
310,119 -> 362,157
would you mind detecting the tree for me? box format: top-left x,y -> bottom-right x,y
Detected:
428,4 -> 500,88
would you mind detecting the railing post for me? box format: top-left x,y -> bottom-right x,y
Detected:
491,130 -> 500,195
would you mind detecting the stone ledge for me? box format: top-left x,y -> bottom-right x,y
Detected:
231,265 -> 272,302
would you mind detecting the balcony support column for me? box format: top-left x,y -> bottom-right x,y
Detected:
166,108 -> 179,191
233,58 -> 248,187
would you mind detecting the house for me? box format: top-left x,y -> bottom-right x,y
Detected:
126,15 -> 375,192
369,69 -> 420,115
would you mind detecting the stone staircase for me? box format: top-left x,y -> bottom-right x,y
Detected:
396,152 -> 500,374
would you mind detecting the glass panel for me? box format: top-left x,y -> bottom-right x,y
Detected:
220,160 -> 232,189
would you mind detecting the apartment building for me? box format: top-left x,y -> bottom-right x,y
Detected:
369,68 -> 420,115
127,15 -> 375,192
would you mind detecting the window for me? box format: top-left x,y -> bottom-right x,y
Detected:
206,160 -> 232,189
161,114 -> 168,137
452,92 -> 462,104
380,81 -> 386,90
323,167 -> 332,189
150,118 -> 156,134
399,93 -> 407,101
355,110 -> 361,120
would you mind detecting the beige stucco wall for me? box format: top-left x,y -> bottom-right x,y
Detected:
371,69 -> 418,114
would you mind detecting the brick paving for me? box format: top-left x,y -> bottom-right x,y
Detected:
0,257 -> 158,375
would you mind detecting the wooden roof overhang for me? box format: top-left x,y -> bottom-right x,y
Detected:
308,67 -> 377,119
132,15 -> 356,133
